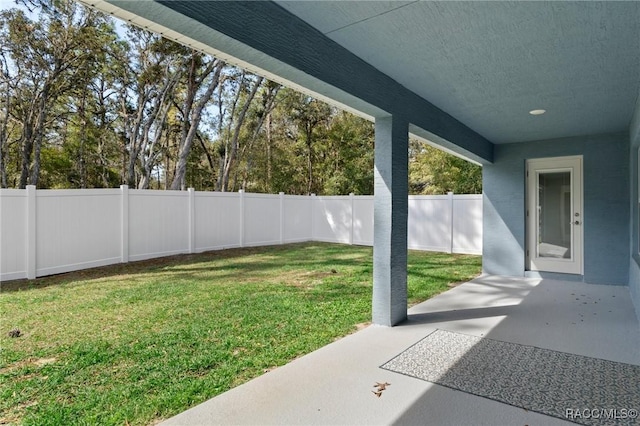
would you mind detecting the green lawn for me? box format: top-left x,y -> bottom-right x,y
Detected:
0,242 -> 481,425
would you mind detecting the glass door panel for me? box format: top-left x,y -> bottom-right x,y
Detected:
537,171 -> 572,259
527,156 -> 582,275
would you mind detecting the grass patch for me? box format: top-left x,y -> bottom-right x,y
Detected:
0,242 -> 480,425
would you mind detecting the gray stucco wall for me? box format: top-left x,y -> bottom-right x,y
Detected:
629,94 -> 640,320
484,132 -> 630,285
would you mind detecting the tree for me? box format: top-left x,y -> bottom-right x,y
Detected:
319,111 -> 374,195
215,71 -> 264,192
225,89 -> 373,196
116,28 -> 185,189
0,1 -> 113,188
234,80 -> 280,192
55,18 -> 122,188
280,89 -> 332,194
409,139 -> 482,194
169,52 -> 224,190
0,52 -> 11,187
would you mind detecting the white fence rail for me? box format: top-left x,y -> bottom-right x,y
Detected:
0,186 -> 482,281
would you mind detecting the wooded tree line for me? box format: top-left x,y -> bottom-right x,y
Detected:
0,0 -> 481,195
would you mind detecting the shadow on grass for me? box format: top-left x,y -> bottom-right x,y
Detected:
0,242 -> 372,293
1,243 -> 480,302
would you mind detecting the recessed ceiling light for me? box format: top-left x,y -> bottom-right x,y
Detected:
529,109 -> 546,115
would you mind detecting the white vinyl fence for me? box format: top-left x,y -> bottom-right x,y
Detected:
0,186 -> 482,281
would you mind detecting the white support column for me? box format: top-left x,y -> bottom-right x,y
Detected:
26,185 -> 36,279
120,185 -> 129,263
372,116 -> 409,326
279,192 -> 285,245
188,188 -> 195,254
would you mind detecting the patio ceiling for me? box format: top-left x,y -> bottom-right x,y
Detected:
276,1 -> 640,145
82,1 -> 640,156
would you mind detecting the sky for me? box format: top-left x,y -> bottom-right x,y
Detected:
0,0 -> 37,18
0,0 -> 25,11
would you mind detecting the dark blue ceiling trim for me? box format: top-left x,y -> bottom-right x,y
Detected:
149,1 -> 494,163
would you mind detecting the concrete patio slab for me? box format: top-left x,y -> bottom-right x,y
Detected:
161,276 -> 640,425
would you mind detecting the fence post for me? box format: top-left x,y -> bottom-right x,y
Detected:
310,193 -> 316,241
188,188 -> 195,254
120,185 -> 129,263
239,189 -> 245,247
349,192 -> 355,245
26,185 -> 36,279
448,191 -> 454,254
279,192 -> 285,245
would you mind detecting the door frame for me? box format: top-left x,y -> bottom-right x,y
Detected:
526,155 -> 583,275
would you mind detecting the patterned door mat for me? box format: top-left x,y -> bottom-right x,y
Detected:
381,329 -> 640,426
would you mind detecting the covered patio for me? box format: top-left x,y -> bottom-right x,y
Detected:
80,0 -> 640,327
74,1 -> 640,423
160,275 -> 640,425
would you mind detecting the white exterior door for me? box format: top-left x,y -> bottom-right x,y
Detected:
526,156 -> 583,274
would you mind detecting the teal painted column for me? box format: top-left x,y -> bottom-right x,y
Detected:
373,116 -> 408,326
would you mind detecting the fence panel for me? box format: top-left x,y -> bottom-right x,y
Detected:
244,193 -> 281,246
36,189 -> 121,277
128,190 -> 190,261
1,188 -> 483,281
283,195 -> 313,243
313,196 -> 351,244
353,196 -> 374,245
0,190 -> 28,281
452,195 -> 483,254
194,192 -> 241,251
408,195 -> 451,252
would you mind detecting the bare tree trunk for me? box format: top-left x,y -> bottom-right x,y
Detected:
236,83 -> 279,193
18,119 -> 34,188
0,75 -> 9,188
164,140 -> 171,190
306,126 -> 313,195
96,80 -> 111,188
139,92 -> 173,189
122,65 -> 179,189
29,95 -> 47,187
197,133 -> 216,172
78,91 -> 87,188
170,58 -> 224,190
220,76 -> 263,192
0,137 -> 6,189
266,111 -> 272,192
124,93 -> 146,187
17,86 -> 50,188
121,133 -> 127,185
0,144 -> 6,189
215,72 -> 244,192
